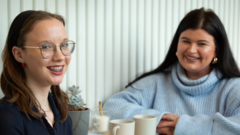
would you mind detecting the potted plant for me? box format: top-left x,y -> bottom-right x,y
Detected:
67,85 -> 90,135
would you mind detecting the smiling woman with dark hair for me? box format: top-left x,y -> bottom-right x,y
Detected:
0,10 -> 75,135
103,8 -> 240,135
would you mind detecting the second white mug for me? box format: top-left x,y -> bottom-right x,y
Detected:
133,115 -> 157,135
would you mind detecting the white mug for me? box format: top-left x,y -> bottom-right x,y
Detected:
109,119 -> 135,135
133,115 -> 157,135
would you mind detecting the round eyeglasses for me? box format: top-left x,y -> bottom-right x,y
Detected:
23,40 -> 75,59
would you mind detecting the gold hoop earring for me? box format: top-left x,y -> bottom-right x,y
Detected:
176,52 -> 178,57
212,57 -> 218,64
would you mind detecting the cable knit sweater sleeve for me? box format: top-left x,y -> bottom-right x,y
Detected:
103,74 -> 170,125
175,83 -> 240,135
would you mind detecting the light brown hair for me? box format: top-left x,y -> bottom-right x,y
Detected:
1,11 -> 69,122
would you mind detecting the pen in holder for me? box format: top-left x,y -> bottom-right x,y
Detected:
99,101 -> 103,116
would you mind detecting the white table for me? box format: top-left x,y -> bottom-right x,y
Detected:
88,131 -> 106,135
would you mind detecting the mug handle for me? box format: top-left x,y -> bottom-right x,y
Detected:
113,125 -> 120,135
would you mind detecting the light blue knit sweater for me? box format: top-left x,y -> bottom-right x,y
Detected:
103,63 -> 240,135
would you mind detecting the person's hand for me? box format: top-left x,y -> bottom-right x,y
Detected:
156,114 -> 180,135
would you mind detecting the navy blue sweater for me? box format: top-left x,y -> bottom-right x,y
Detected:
0,94 -> 73,135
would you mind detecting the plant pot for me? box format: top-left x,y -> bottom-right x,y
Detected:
69,108 -> 90,135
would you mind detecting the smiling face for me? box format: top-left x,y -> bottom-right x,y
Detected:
22,18 -> 71,88
176,29 -> 217,80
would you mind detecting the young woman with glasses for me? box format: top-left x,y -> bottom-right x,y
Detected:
0,10 -> 75,135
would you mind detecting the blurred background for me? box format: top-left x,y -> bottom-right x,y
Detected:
0,0 -> 239,111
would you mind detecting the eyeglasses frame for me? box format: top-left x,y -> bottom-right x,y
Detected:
22,40 -> 75,59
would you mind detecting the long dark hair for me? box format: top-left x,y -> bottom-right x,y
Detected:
126,7 -> 240,88
1,11 -> 69,122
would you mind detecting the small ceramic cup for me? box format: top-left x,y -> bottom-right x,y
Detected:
109,119 -> 135,135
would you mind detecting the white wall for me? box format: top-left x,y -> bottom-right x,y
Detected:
0,0 -> 240,110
